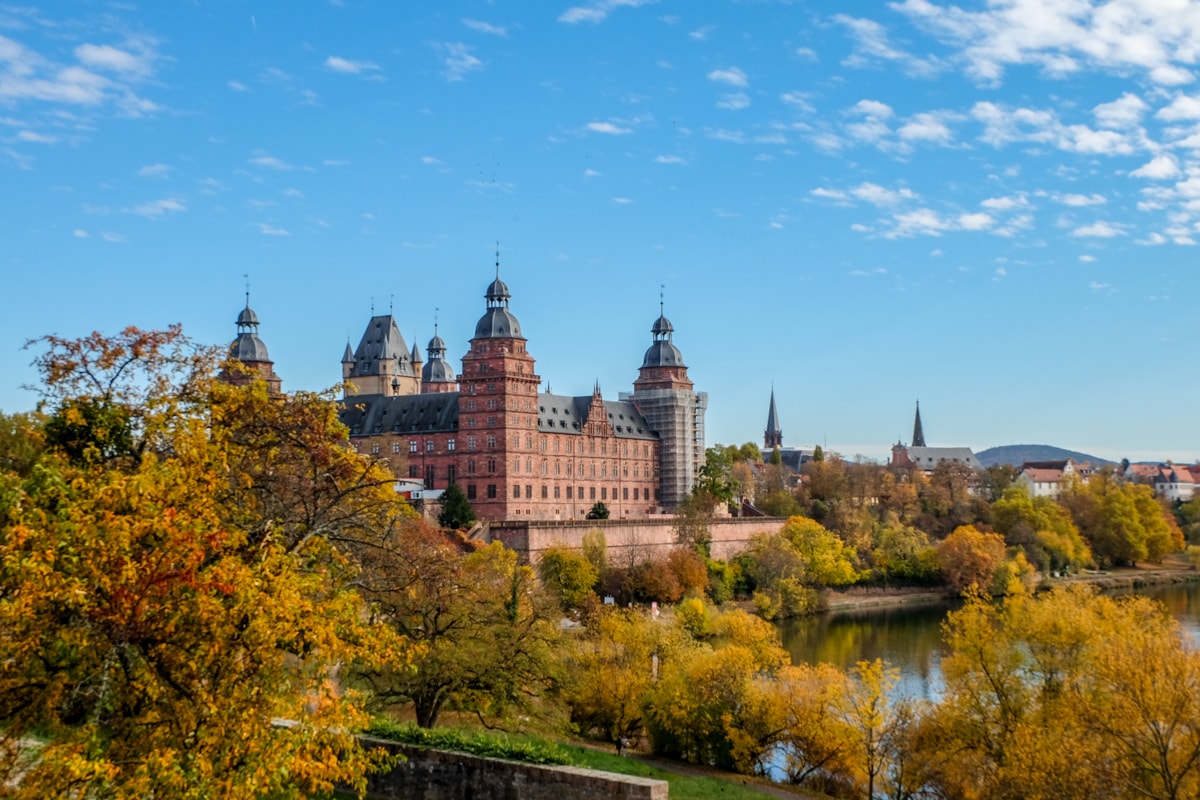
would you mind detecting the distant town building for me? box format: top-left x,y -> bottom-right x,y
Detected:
760,389 -> 813,471
1016,458 -> 1095,499
890,401 -> 981,471
1120,462 -> 1199,502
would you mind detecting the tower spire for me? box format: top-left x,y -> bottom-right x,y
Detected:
765,386 -> 782,449
912,400 -> 926,447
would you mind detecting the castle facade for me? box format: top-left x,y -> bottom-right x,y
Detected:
328,273 -> 708,522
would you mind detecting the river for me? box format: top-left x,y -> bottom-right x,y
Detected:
776,580 -> 1200,701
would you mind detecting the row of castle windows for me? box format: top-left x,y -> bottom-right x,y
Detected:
509,458 -> 651,478
457,483 -> 655,502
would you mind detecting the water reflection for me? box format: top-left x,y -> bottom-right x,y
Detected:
777,581 -> 1200,700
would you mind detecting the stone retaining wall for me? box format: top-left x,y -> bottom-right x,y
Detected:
357,738 -> 668,800
487,516 -> 785,563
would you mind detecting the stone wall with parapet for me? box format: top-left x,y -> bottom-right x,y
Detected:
356,738 -> 668,800
486,516 -> 785,563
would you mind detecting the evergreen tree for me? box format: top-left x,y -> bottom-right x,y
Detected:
586,501 -> 610,520
438,483 -> 476,529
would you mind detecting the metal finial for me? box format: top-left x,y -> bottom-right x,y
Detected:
370,296 -> 374,315
495,241 -> 500,279
389,294 -> 394,314
659,283 -> 665,316
434,306 -> 439,336
243,273 -> 250,307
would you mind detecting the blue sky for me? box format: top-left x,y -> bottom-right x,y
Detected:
2,0 -> 1197,463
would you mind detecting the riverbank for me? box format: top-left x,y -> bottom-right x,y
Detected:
823,558 -> 1200,614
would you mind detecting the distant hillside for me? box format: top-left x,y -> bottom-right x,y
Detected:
976,444 -> 1114,468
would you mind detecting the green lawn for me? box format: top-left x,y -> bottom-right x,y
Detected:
558,744 -> 787,800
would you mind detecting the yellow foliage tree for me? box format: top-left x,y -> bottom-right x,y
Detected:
0,327 -> 411,799
936,524 -> 1007,594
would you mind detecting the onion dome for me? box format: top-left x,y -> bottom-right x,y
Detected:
474,273 -> 523,339
230,297 -> 271,362
641,309 -> 685,368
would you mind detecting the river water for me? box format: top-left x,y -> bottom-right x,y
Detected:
776,580 -> 1200,701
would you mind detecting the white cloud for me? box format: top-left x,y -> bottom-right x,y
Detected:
325,55 -> 380,74
1130,154 -> 1180,179
74,44 -> 148,76
441,42 -> 482,82
100,231 -> 125,243
851,182 -> 918,206
1071,221 -> 1124,237
707,67 -> 748,87
72,228 -> 88,238
852,99 -> 893,119
893,0 -> 1200,86
1093,93 -> 1147,128
654,154 -> 685,164
257,223 -> 290,236
897,112 -> 955,144
1136,231 -> 1168,245
583,168 -> 601,177
689,26 -> 716,41
421,156 -> 441,165
130,197 -> 185,217
716,92 -> 750,110
228,80 -> 249,92
323,159 -> 350,167
1155,94 -> 1200,121
780,91 -> 814,113
795,47 -> 818,62
16,129 -> 54,143
463,19 -> 508,37
810,187 -> 849,201
587,121 -> 632,135
1079,254 -> 1096,262
958,212 -> 993,230
137,163 -> 171,178
559,0 -> 654,24
1054,192 -> 1107,206
981,194 -> 1028,211
995,267 -> 1007,278
611,196 -> 633,204
835,13 -> 942,77
249,153 -> 292,170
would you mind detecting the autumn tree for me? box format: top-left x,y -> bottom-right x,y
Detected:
1,327 -> 408,799
537,545 -> 599,610
1063,472 -> 1183,566
992,485 -> 1092,571
936,524 -> 1006,594
357,533 -> 563,729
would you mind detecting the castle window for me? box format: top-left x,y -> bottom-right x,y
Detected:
540,437 -> 547,451
602,463 -> 608,477
554,486 -> 560,499
513,458 -> 520,472
409,465 -> 419,478
623,487 -> 629,500
577,486 -> 583,499
633,487 -> 639,500
566,441 -> 573,454
487,416 -> 497,426
467,417 -> 476,427
554,439 -> 560,452
526,458 -> 532,472
425,439 -> 434,452
541,485 -> 549,499
487,435 -> 496,448
589,441 -> 595,454
392,442 -> 400,453
410,440 -> 418,453
634,465 -> 639,478
487,458 -> 496,473
488,399 -> 497,409
467,400 -> 476,411
601,487 -> 607,500
426,465 -> 435,488
447,465 -> 456,483
371,443 -> 380,454
566,486 -> 573,499
541,460 -> 548,476
467,484 -> 476,499
602,441 -> 607,455
467,436 -> 477,450
554,460 -> 561,475
623,443 -> 628,456
526,484 -> 532,498
623,465 -> 629,478
448,438 -> 456,451
467,459 -> 476,474
487,484 -> 496,499
589,463 -> 596,478
526,435 -> 533,448
514,484 -> 521,499
487,383 -> 496,393
566,462 -> 573,476
612,486 -> 618,500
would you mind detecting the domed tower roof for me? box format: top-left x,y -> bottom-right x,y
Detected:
641,300 -> 685,368
428,333 -> 447,352
474,260 -> 524,340
230,294 -> 271,363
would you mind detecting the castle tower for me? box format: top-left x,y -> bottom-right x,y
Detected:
764,388 -> 782,450
912,401 -> 926,447
343,313 -> 420,398
226,293 -> 281,394
628,303 -> 707,511
410,342 -> 423,381
458,268 -> 540,519
421,323 -> 458,394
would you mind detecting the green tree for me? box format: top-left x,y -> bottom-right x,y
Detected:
538,546 -> 599,610
438,482 -> 476,529
586,500 -> 610,520
780,516 -> 858,587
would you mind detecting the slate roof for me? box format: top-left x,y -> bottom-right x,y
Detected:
348,315 -> 415,378
339,392 -> 459,437
536,392 -> 659,440
906,446 -> 982,470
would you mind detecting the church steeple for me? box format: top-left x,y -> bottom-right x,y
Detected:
912,400 -> 926,447
764,387 -> 782,449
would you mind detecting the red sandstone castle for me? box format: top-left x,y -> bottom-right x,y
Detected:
230,272 -> 707,522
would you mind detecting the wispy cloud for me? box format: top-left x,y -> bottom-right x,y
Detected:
440,42 -> 482,81
129,197 -> 185,217
325,55 -> 380,74
559,0 -> 655,25
257,223 -> 290,236
835,13 -> 942,77
587,121 -> 632,135
249,152 -> 292,170
137,163 -> 171,178
707,67 -> 748,87
716,92 -> 750,110
463,19 -> 508,37
1071,221 -> 1124,237
654,154 -> 685,164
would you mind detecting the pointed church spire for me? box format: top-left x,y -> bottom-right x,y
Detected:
912,400 -> 926,447
765,387 -> 782,449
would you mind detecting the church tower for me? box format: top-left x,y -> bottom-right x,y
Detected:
912,401 -> 926,447
226,292 -> 281,394
764,388 -> 782,450
628,302 -> 707,511
458,266 -> 540,519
